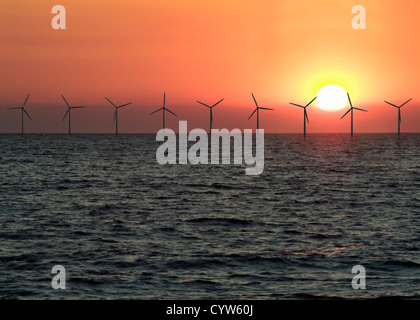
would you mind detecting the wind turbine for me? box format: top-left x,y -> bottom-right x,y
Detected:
341,93 -> 367,136
150,92 -> 177,132
384,98 -> 412,135
8,93 -> 31,134
196,98 -> 224,133
289,96 -> 317,136
61,94 -> 86,135
105,97 -> 133,135
248,93 -> 274,132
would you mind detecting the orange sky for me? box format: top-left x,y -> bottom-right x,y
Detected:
0,0 -> 419,133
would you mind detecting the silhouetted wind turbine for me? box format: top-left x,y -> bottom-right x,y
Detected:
8,93 -> 31,134
341,93 -> 367,136
105,97 -> 133,135
248,93 -> 273,132
150,92 -> 177,132
196,98 -> 224,133
384,98 -> 412,135
289,96 -> 317,136
61,94 -> 86,135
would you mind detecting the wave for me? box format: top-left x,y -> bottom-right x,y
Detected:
211,183 -> 235,190
183,279 -> 220,285
88,204 -> 121,215
305,231 -> 343,239
69,276 -> 103,286
165,258 -> 227,269
382,259 -> 420,268
293,293 -> 346,300
165,254 -> 289,269
186,217 -> 254,226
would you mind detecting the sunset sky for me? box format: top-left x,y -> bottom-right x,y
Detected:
0,0 -> 419,133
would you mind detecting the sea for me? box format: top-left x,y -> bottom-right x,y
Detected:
0,133 -> 419,299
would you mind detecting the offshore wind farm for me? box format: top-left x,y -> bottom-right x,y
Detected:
149,92 -> 177,132
105,97 -> 133,135
61,95 -> 86,135
1,89 -> 419,300
384,98 -> 413,135
7,93 -> 32,134
289,96 -> 317,136
196,98 -> 224,133
2,90 -> 413,135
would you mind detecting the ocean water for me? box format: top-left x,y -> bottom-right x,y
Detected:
0,133 -> 419,299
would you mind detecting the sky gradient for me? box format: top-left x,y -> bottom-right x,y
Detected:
1,0 -> 419,133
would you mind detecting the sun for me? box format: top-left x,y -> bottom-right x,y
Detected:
316,84 -> 348,111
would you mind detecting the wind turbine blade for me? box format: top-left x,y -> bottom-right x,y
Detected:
8,107 -> 22,109
353,107 -> 367,112
23,108 -> 32,120
113,110 -> 117,123
150,108 -> 163,115
163,92 -> 166,107
251,93 -> 258,108
22,93 -> 30,107
399,110 -> 401,124
347,93 -> 353,108
61,94 -> 70,108
341,108 -> 351,119
62,109 -> 69,121
305,109 -> 309,123
196,101 -> 211,108
118,102 -> 133,108
305,96 -> 317,107
260,107 -> 274,110
72,106 -> 86,109
210,109 -> 213,124
166,108 -> 177,117
400,98 -> 412,108
289,103 -> 304,108
105,97 -> 117,108
384,101 -> 398,108
248,108 -> 257,120
212,98 -> 224,108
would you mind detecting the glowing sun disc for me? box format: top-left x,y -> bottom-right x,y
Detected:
317,85 -> 347,111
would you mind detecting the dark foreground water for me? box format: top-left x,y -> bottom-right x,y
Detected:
0,133 -> 419,299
